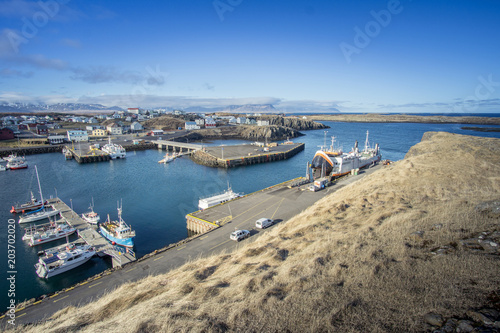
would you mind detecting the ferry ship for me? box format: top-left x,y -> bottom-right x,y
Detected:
100,206 -> 135,248
102,137 -> 126,159
198,186 -> 241,210
311,131 -> 381,179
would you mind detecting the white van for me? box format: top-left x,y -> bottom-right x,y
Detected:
255,218 -> 274,229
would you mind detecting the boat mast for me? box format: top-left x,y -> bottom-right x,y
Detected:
364,130 -> 370,152
35,166 -> 44,206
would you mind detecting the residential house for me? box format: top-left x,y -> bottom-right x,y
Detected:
107,123 -> 123,135
185,122 -> 200,130
257,119 -> 270,126
130,122 -> 143,132
205,117 -> 216,128
36,124 -> 48,135
92,129 -> 108,137
236,117 -> 246,124
67,130 -> 88,142
245,118 -> 257,125
195,119 -> 205,126
0,127 -> 15,140
48,135 -> 65,144
87,117 -> 98,123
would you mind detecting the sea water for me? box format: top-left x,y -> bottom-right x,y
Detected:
1,121 -> 499,309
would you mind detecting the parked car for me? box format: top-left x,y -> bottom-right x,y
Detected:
255,218 -> 274,229
230,229 -> 250,241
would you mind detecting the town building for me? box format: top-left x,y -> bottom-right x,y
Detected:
0,127 -> 15,140
107,123 -> 123,135
92,129 -> 108,136
36,124 -> 48,135
257,119 -> 270,126
48,135 -> 65,144
185,122 -> 200,130
130,122 -> 144,132
67,130 -> 88,142
205,117 -> 216,128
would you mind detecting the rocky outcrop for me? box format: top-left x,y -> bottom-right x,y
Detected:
263,116 -> 329,130
176,125 -> 303,142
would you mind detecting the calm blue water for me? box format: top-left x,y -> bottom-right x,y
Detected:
1,121 -> 500,309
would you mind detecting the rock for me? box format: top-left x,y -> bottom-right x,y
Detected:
467,310 -> 494,325
456,320 -> 474,332
475,200 -> 500,218
479,240 -> 499,253
432,223 -> 444,230
440,318 -> 458,332
410,231 -> 425,240
479,308 -> 499,321
424,312 -> 444,327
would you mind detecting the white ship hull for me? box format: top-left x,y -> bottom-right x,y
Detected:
18,208 -> 60,224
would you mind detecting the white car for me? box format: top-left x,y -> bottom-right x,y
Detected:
230,230 -> 250,241
255,218 -> 274,229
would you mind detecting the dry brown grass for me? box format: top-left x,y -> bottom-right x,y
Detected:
16,132 -> 500,332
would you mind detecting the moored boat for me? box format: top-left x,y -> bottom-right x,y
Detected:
11,191 -> 48,213
7,160 -> 28,170
18,206 -> 60,224
311,131 -> 381,179
100,205 -> 135,248
198,186 -> 241,210
158,152 -> 176,164
81,198 -> 100,225
101,137 -> 126,159
29,223 -> 76,246
35,244 -> 95,278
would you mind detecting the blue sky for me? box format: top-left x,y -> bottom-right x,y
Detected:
0,0 -> 499,113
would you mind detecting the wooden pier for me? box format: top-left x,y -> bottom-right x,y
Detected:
47,198 -> 136,268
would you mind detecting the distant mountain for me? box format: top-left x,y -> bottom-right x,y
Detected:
0,102 -> 124,113
184,104 -> 277,114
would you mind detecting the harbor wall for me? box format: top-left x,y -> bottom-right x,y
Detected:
186,214 -> 219,234
0,145 -> 63,157
191,143 -> 305,168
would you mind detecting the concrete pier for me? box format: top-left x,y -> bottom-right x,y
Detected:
47,198 -> 136,267
191,142 -> 305,168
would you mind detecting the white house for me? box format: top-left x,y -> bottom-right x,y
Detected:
195,119 -> 205,126
130,122 -> 143,132
257,119 -> 270,126
236,117 -> 246,124
107,123 -> 123,135
205,117 -> 216,128
67,130 -> 88,142
87,117 -> 98,123
185,122 -> 200,130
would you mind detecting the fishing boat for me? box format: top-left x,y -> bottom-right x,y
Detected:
4,153 -> 22,162
28,222 -> 76,246
158,152 -> 176,164
100,205 -> 135,248
101,137 -> 126,159
22,220 -> 59,241
198,185 -> 241,210
17,166 -> 60,223
81,198 -> 100,225
35,244 -> 95,278
0,164 -> 6,171
311,131 -> 381,180
11,191 -> 48,213
7,159 -> 28,170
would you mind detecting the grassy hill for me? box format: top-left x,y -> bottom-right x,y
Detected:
18,132 -> 500,332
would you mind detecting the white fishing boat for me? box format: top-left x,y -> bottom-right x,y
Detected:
4,153 -> 22,162
7,159 -> 28,170
198,185 -> 241,210
0,164 -> 5,171
101,137 -> 126,159
158,152 -> 176,164
22,219 -> 61,241
81,198 -> 100,225
29,223 -> 76,246
17,166 -> 60,223
35,244 -> 95,278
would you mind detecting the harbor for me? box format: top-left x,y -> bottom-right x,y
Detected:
47,198 -> 136,267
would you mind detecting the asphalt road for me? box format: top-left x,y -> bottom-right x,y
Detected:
0,164 -> 382,328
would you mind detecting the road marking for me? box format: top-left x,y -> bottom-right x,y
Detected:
80,281 -> 89,286
17,313 -> 26,318
271,197 -> 285,219
66,287 -> 74,291
53,295 -> 69,303
49,293 -> 59,299
0,315 -> 4,319
177,246 -> 186,251
209,239 -> 231,251
14,307 -> 25,312
199,235 -> 208,240
153,256 -> 164,261
32,300 -> 42,305
126,267 -> 137,272
89,281 -> 102,289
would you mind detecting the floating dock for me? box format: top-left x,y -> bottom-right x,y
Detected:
47,198 -> 136,267
191,142 -> 305,168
